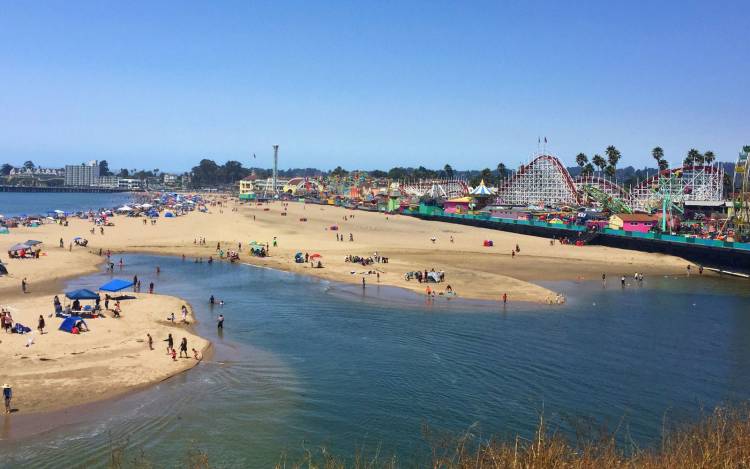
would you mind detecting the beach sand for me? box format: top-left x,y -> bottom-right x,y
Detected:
0,197 -> 693,413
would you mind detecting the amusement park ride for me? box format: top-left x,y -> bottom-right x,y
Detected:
723,146 -> 750,240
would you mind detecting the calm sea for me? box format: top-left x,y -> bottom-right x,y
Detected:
0,192 -> 134,217
1,254 -> 749,467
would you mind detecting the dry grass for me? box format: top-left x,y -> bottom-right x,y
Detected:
107,404 -> 750,468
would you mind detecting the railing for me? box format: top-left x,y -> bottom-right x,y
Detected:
415,204 -> 750,251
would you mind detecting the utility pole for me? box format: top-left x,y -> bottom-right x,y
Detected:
272,145 -> 279,196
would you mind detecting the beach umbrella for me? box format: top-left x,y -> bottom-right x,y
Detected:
140,203 -> 153,209
25,240 -> 43,246
310,253 -> 322,259
54,210 -> 64,214
9,243 -> 30,251
116,205 -> 133,212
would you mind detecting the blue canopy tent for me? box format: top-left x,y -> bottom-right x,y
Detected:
100,279 -> 135,292
65,289 -> 100,300
164,212 -> 175,218
59,316 -> 87,333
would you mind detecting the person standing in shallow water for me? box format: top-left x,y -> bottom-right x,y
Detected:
3,384 -> 11,414
217,314 -> 224,330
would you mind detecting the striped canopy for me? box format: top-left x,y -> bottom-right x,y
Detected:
470,179 -> 493,196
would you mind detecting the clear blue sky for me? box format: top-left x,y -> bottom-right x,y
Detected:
1,1 -> 748,172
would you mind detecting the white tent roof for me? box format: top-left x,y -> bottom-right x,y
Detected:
116,205 -> 133,212
470,180 -> 493,196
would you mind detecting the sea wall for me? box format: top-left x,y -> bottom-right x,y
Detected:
410,213 -> 750,273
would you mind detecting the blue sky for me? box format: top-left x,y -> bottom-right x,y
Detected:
1,1 -> 748,172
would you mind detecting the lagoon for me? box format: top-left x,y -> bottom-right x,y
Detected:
1,254 -> 749,467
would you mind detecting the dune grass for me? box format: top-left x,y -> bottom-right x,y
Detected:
107,404 -> 750,468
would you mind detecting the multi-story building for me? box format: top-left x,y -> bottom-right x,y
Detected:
163,174 -> 178,186
64,161 -> 100,186
96,176 -> 120,188
118,178 -> 143,190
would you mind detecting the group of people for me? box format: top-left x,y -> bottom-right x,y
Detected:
160,333 -> 200,361
406,268 -> 446,283
334,233 -> 354,242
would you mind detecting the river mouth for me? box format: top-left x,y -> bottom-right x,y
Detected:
1,254 -> 749,467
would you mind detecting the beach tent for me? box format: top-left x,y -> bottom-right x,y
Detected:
164,212 -> 175,218
65,289 -> 100,300
24,240 -> 43,246
9,243 -> 30,251
59,316 -> 87,333
0,227 -> 9,234
0,262 -> 8,275
99,279 -> 135,292
116,205 -> 133,212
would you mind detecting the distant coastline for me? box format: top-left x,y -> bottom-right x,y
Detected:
0,185 -> 135,193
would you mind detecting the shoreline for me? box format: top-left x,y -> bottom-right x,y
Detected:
0,196 -> 704,433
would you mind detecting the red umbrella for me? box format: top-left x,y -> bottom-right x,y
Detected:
310,253 -> 322,259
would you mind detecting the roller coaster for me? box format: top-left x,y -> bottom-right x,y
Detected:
400,179 -> 469,199
494,154 -> 725,212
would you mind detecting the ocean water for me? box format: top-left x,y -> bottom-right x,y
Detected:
1,254 -> 749,467
0,192 -> 134,217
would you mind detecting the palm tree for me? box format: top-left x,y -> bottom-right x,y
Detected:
685,148 -> 701,167
582,162 -> 594,176
703,151 -> 716,165
444,164 -> 454,179
605,165 -> 616,178
592,154 -> 606,176
652,147 -> 664,167
496,162 -> 508,179
605,146 -> 621,179
658,159 -> 669,171
575,153 -> 588,168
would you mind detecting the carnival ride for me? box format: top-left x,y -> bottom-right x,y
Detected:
493,154 -> 725,213
400,179 -> 469,199
495,155 -> 580,206
282,177 -> 325,195
724,146 -> 750,240
580,184 -> 632,214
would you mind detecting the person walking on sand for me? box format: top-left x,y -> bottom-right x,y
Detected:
503,293 -> 507,304
192,348 -> 202,360
21,278 -> 27,293
37,315 -> 45,334
3,384 -> 11,414
147,333 -> 153,350
179,338 -> 188,358
149,282 -> 154,294
165,333 -> 174,353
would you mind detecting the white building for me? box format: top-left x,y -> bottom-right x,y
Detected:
65,162 -> 100,186
118,178 -> 143,190
96,176 -> 120,188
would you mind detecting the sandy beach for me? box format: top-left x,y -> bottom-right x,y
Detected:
0,197 -> 694,414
